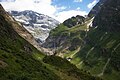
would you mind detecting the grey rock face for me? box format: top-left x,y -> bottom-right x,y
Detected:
9,10 -> 60,44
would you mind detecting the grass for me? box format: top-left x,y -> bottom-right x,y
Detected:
103,70 -> 120,80
0,7 -> 102,80
0,10 -> 60,80
71,28 -> 120,80
50,24 -> 68,36
64,49 -> 78,58
43,55 -> 102,80
48,14 -> 120,80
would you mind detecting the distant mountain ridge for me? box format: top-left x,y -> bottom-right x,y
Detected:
9,10 -> 60,43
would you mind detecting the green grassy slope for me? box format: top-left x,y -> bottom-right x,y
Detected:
43,55 -> 101,80
0,4 -> 61,80
71,0 -> 120,80
0,4 -> 101,80
43,0 -> 120,80
72,29 -> 120,80
43,16 -> 89,55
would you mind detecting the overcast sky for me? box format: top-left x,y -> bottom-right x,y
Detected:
0,0 -> 99,22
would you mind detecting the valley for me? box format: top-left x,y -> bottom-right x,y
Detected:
0,0 -> 120,80
42,0 -> 120,80
0,3 -> 101,80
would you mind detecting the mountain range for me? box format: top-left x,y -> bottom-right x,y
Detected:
9,10 -> 60,44
0,0 -> 120,80
0,3 -> 101,80
42,0 -> 120,80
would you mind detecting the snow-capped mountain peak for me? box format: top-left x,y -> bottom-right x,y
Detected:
9,10 -> 60,43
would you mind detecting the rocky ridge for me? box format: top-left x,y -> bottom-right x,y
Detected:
9,10 -> 60,43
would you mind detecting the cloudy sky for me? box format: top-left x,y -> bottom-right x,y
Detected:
0,0 -> 99,22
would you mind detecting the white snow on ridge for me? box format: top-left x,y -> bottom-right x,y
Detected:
10,10 -> 60,44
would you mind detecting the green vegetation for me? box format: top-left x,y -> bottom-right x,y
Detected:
47,16 -> 89,54
1,0 -> 120,79
0,50 -> 60,80
44,0 -> 120,80
63,15 -> 85,28
0,8 -> 60,80
0,5 -> 102,80
43,55 -> 102,80
50,24 -> 68,36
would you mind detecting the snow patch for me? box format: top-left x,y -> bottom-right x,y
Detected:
9,10 -> 60,44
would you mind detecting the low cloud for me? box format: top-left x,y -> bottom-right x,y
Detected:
55,9 -> 87,22
0,0 -> 56,16
0,0 -> 87,22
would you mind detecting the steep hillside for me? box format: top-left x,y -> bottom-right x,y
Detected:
43,55 -> 101,80
0,4 -> 101,80
5,11 -> 42,51
0,4 -> 60,80
72,1 -> 120,80
9,10 -> 60,43
42,15 -> 88,55
88,0 -> 107,17
43,0 -> 120,80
